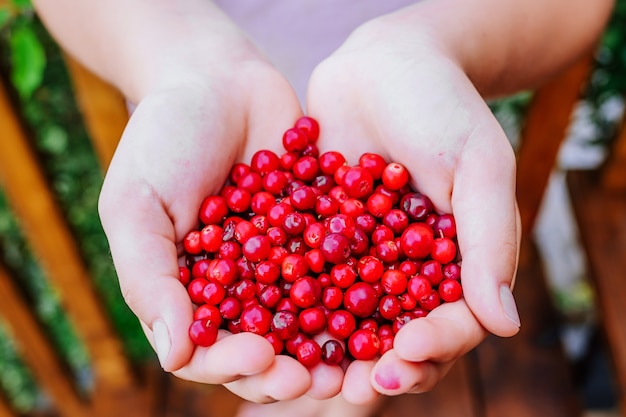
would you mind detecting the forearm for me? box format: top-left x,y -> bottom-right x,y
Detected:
32,0 -> 259,102
370,0 -> 614,97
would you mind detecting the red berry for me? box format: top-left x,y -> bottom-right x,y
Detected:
271,310 -> 300,340
199,195 -> 229,225
341,166 -> 374,199
189,318 -> 219,347
320,233 -> 351,264
400,223 -> 434,259
343,282 -> 379,318
298,307 -> 327,335
294,116 -> 320,142
283,127 -> 309,152
381,162 -> 409,190
239,304 -> 272,335
438,278 -> 463,302
296,339 -> 322,368
290,276 -> 321,308
327,309 -> 357,340
321,340 -> 345,365
318,151 -> 346,175
348,329 -> 380,361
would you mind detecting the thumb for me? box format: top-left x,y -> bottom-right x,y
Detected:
452,129 -> 521,337
99,178 -> 195,372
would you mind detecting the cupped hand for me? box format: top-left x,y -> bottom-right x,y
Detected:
97,55 -> 320,402
305,18 -> 521,403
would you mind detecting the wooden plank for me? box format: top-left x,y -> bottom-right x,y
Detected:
600,123 -> 626,191
380,357 -> 480,417
567,169 -> 626,415
63,56 -> 127,171
0,265 -> 88,417
0,79 -> 136,391
516,53 -> 594,237
0,394 -> 15,417
475,239 -> 584,417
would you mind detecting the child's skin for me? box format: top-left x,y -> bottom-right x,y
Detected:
32,0 -> 614,414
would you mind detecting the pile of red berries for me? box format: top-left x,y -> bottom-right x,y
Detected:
180,116 -> 462,368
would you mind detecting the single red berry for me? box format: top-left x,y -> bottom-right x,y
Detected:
292,156 -> 319,182
327,309 -> 357,340
357,256 -> 384,283
193,304 -> 223,327
199,225 -> 224,253
375,240 -> 400,263
239,304 -> 273,335
178,266 -> 191,286
251,150 -> 281,174
267,202 -> 295,227
296,339 -> 322,368
290,185 -> 317,211
321,340 -> 345,365
294,116 -> 320,142
379,336 -> 394,355
443,263 -> 462,281
366,193 -> 393,218
208,258 -> 239,286
379,295 -> 403,320
348,329 -> 381,361
265,332 -> 285,355
281,254 -> 309,283
433,214 -> 457,238
226,188 -> 252,213
322,286 -> 344,310
419,289 -> 442,311
229,162 -> 251,184
315,195 -> 340,218
349,228 -> 370,257
371,225 -> 395,245
438,278 -> 463,302
271,310 -> 300,340
183,230 -> 203,255
400,192 -> 433,221
341,166 -> 374,199
381,162 -> 409,190
400,223 -> 434,260
250,192 -> 275,215
304,249 -> 326,274
219,296 -> 242,320
189,318 -> 219,347
407,275 -> 432,301
283,127 -> 309,152
298,307 -> 327,335
318,151 -> 346,175
202,281 -> 226,305
263,170 -> 290,195
359,318 -> 379,333
431,237 -> 457,264
420,260 -> 444,286
359,153 -> 387,180
258,284 -> 282,309
283,212 -> 307,236
199,195 -> 229,225
290,276 -> 322,308
238,171 -> 264,194
320,233 -> 352,264
343,282 -> 379,318
241,235 -> 271,262
382,209 -> 410,235
280,151 -> 299,171
340,198 -> 366,217
381,270 -> 408,295
398,292 -> 418,311
355,213 -> 377,235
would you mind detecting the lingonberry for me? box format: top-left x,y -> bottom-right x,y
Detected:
290,276 -> 321,308
239,304 -> 272,335
188,318 -> 220,347
438,278 -> 463,302
343,282 -> 379,318
294,116 -> 320,142
381,162 -> 409,191
298,307 -> 327,335
296,339 -> 322,368
327,309 -> 357,340
271,310 -> 300,340
321,340 -> 345,365
320,233 -> 351,265
348,329 -> 380,361
182,116 -> 464,368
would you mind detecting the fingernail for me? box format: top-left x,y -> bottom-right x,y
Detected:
374,365 -> 401,390
500,285 -> 521,327
153,320 -> 171,367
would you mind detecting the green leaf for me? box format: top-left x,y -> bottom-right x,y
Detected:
0,9 -> 11,29
9,23 -> 46,99
10,0 -> 32,11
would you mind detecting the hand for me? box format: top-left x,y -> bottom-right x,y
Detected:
304,17 -> 521,402
98,49 -> 317,402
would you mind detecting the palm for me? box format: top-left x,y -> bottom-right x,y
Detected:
304,39 -> 520,399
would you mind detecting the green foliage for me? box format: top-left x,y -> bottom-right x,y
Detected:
9,20 -> 46,99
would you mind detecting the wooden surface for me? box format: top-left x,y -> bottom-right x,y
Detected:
0,265 -> 88,417
63,56 -> 127,171
568,169 -> 626,415
0,394 -> 15,417
0,79 -> 136,396
475,239 -> 584,417
599,122 -> 626,191
516,53 -> 593,237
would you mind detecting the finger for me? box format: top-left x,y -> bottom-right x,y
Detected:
341,360 -> 379,405
452,122 -> 522,337
224,354 -> 312,403
306,363 -> 344,400
370,349 -> 455,395
392,299 -> 487,363
100,180 -> 195,372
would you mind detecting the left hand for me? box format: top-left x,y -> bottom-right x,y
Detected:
303,16 -> 521,403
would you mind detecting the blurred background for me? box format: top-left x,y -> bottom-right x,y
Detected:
0,0 -> 625,416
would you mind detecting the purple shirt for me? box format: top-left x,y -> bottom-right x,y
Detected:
214,1 -> 418,101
